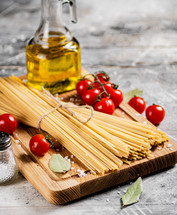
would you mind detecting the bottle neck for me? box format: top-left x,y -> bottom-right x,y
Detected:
41,0 -> 64,28
35,0 -> 71,44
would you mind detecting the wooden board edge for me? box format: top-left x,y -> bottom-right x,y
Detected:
13,135 -> 177,205
12,140 -> 82,205
46,149 -> 177,204
57,149 -> 177,204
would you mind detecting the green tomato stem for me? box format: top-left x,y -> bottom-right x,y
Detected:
92,74 -> 110,97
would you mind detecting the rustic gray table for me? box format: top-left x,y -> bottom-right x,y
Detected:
1,0 -> 177,214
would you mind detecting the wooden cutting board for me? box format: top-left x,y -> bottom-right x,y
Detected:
11,68 -> 177,205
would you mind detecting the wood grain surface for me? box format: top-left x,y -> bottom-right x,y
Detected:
10,68 -> 177,204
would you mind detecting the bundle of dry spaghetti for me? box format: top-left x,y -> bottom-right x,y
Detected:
0,76 -> 169,174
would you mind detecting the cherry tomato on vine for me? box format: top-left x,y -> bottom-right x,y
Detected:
82,88 -> 101,106
146,105 -> 165,125
95,72 -> 110,83
76,79 -> 92,96
0,113 -> 17,134
128,97 -> 146,114
91,81 -> 111,92
94,98 -> 115,115
103,85 -> 123,107
29,134 -> 50,156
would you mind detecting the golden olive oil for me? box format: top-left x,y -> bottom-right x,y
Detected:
26,33 -> 81,94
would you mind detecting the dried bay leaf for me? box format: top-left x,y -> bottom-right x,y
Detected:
124,89 -> 143,103
49,154 -> 70,173
121,177 -> 143,208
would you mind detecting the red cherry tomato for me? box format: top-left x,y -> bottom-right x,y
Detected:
95,72 -> 110,83
146,105 -> 165,125
103,85 -> 123,107
29,134 -> 50,156
82,88 -> 101,106
0,113 -> 17,134
94,98 -> 115,115
76,79 -> 92,96
91,81 -> 112,92
128,97 -> 146,114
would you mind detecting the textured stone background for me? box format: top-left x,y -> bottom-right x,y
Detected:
0,0 -> 177,214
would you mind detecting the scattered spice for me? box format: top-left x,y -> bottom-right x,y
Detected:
167,144 -> 172,148
77,169 -> 87,177
15,139 -> 20,144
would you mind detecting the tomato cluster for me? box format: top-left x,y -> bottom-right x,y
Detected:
76,72 -> 123,115
128,97 -> 165,125
76,72 -> 165,124
0,112 -> 50,156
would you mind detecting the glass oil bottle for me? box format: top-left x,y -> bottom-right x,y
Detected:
26,0 -> 81,94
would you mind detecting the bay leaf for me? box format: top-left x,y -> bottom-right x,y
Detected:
123,88 -> 143,103
49,154 -> 70,173
121,177 -> 143,208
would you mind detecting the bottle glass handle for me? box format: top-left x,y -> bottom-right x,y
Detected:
62,0 -> 77,23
